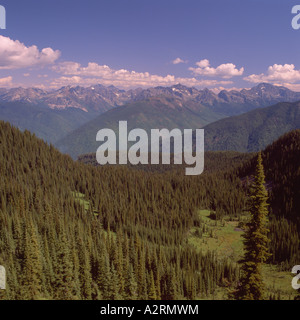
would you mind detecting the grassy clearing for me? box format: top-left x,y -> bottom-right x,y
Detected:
71,191 -> 116,239
72,191 -> 91,212
263,264 -> 295,300
188,210 -> 244,261
188,209 -> 296,300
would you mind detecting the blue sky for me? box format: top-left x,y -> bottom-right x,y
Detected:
0,0 -> 300,91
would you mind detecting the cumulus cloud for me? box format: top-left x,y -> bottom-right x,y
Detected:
244,64 -> 300,84
189,59 -> 244,79
0,76 -> 13,87
0,36 -> 61,70
272,83 -> 300,92
172,57 -> 187,65
51,61 -> 232,89
195,59 -> 210,68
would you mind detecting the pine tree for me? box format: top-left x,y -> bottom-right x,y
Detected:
236,152 -> 270,300
22,217 -> 43,300
54,227 -> 76,300
166,267 -> 178,300
124,264 -> 138,300
108,263 -> 121,300
148,271 -> 157,300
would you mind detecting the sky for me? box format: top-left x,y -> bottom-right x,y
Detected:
1,0 -> 300,91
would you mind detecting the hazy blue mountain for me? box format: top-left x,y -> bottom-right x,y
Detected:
2,82 -> 300,146
56,96 -> 225,159
0,102 -> 94,143
202,101 -> 300,152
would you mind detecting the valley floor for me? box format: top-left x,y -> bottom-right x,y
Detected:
187,210 -> 296,300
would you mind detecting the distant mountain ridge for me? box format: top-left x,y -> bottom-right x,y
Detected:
2,82 -> 300,116
2,82 -> 300,147
0,101 -> 93,143
202,101 -> 300,152
56,95 -> 224,159
56,98 -> 300,159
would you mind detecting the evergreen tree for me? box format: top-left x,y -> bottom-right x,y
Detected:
54,227 -> 76,300
22,218 -> 43,300
236,152 -> 270,300
1,121 -> 297,300
124,265 -> 138,300
148,271 -> 157,300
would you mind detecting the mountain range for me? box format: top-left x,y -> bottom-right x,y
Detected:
2,82 -> 300,115
1,82 -> 300,151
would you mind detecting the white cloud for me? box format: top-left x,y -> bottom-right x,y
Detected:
273,83 -> 300,92
172,57 -> 187,65
0,36 -> 61,70
195,59 -> 210,68
244,64 -> 300,84
51,61 -> 232,89
189,59 -> 244,78
0,76 -> 13,87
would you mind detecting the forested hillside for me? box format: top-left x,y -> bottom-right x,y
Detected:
0,121 -> 244,300
236,130 -> 300,268
0,121 -> 298,300
202,101 -> 300,152
0,102 -> 93,143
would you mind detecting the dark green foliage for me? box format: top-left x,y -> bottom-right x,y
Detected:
0,121 -> 239,300
237,129 -> 300,269
236,153 -> 270,300
0,120 -> 298,300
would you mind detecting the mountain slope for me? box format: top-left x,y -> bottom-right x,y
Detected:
0,102 -> 93,143
56,96 -> 225,159
0,120 -> 243,300
202,101 -> 300,152
2,82 -> 300,147
212,83 -> 300,115
237,129 -> 300,221
236,129 -> 300,267
0,120 -> 298,299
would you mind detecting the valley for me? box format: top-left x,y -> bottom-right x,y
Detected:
0,84 -> 299,301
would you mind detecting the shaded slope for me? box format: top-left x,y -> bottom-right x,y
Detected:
0,120 -> 244,300
56,96 -> 225,159
203,101 -> 300,152
0,101 -> 93,143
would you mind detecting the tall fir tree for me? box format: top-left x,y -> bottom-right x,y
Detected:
22,217 -> 43,300
148,271 -> 157,300
236,152 -> 270,300
54,226 -> 76,300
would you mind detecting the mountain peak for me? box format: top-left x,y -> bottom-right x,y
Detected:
1,82 -> 300,116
